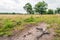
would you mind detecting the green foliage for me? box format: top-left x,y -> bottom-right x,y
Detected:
15,19 -> 22,25
0,15 -> 60,37
47,9 -> 54,14
24,16 -> 35,22
0,19 -> 15,36
34,1 -> 48,14
12,12 -> 15,14
23,3 -> 34,14
0,18 -> 23,36
4,20 -> 15,29
23,1 -> 60,14
56,8 -> 60,14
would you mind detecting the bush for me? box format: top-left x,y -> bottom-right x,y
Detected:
15,20 -> 22,25
24,16 -> 35,22
0,19 -> 15,36
4,20 -> 15,29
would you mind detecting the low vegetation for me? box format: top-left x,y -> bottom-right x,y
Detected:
0,14 -> 60,40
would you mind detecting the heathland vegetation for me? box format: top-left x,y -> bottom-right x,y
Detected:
0,15 -> 60,40
0,1 -> 60,40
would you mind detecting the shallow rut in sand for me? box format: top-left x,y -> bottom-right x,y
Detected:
0,23 -> 54,40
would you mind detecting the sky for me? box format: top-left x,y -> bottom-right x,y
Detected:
0,0 -> 60,13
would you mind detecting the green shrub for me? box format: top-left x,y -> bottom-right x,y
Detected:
24,16 -> 35,22
16,20 -> 22,25
0,32 -> 4,36
4,20 -> 15,29
0,19 -> 15,36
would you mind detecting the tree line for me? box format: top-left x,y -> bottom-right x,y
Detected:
23,1 -> 60,14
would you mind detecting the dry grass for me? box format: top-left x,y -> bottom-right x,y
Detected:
0,14 -> 60,39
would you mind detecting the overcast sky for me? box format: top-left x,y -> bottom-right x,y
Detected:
0,0 -> 60,13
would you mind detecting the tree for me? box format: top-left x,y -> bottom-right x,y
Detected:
34,1 -> 48,14
12,12 -> 15,14
56,8 -> 60,14
55,10 -> 57,14
47,9 -> 54,14
23,3 -> 34,14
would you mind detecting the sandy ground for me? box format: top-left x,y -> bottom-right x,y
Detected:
0,23 -> 54,40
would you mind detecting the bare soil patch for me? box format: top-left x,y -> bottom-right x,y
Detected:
0,23 -> 54,40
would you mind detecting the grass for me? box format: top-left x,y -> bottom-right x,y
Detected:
0,14 -> 60,40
